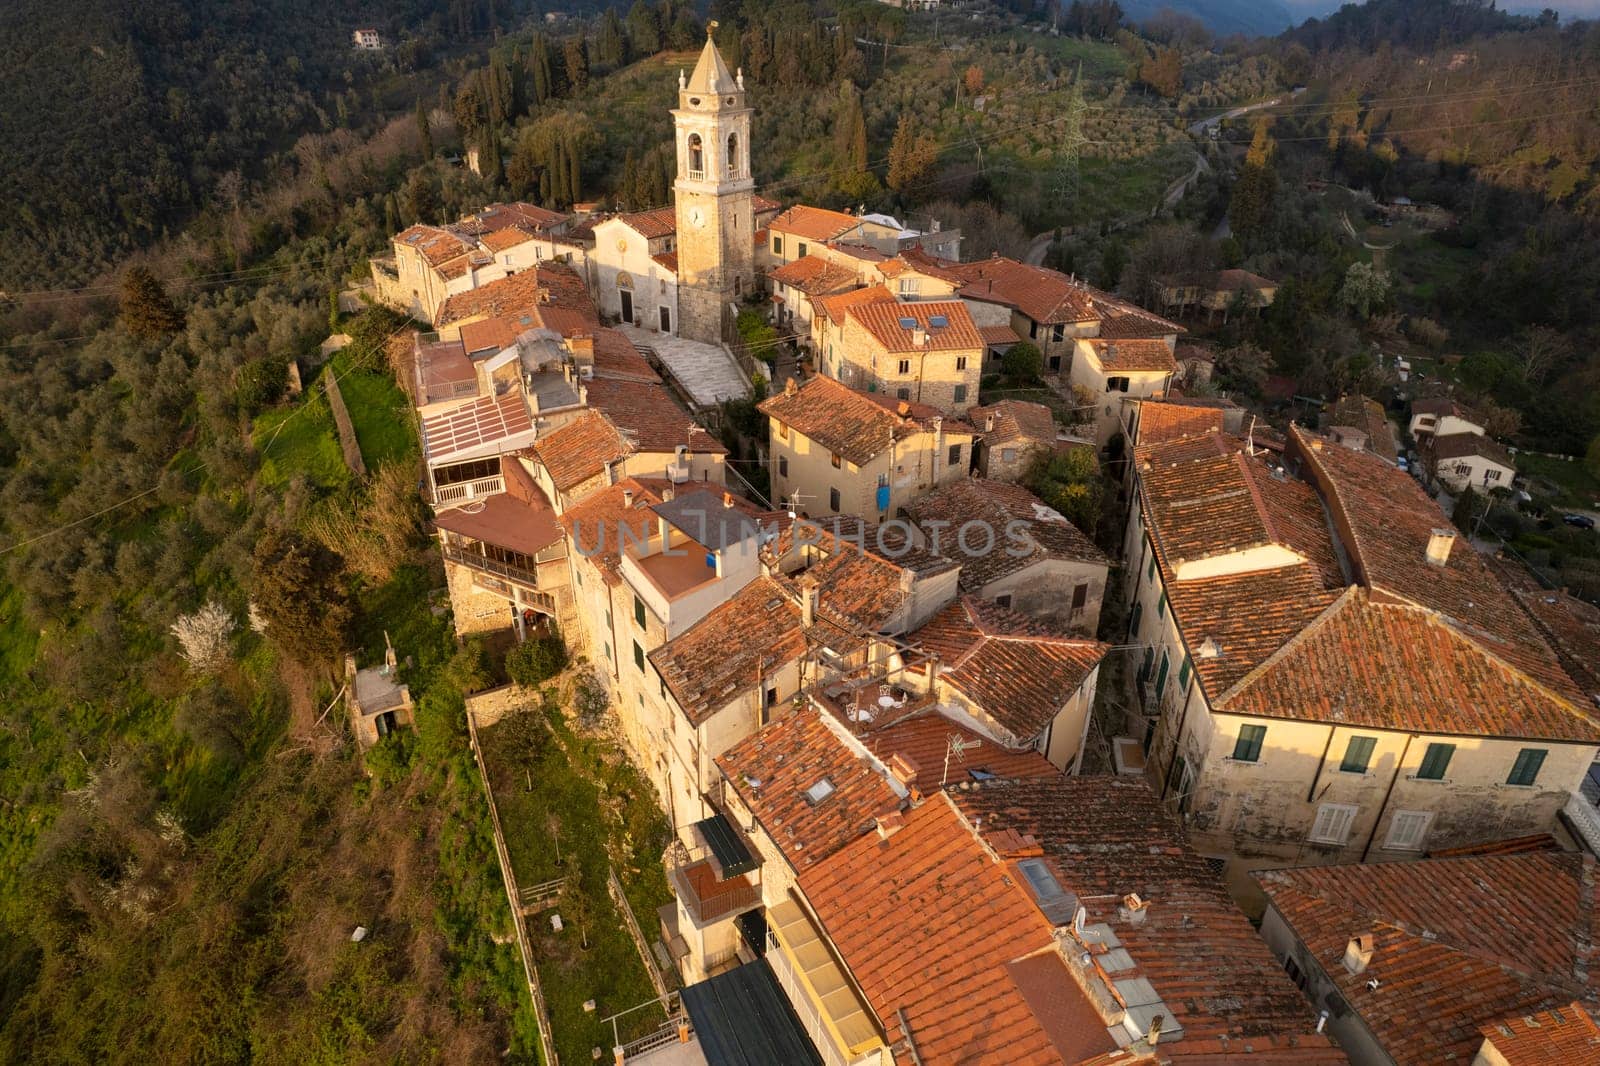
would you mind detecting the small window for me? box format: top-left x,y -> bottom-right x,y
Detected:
948,444 -> 962,466
896,387 -> 910,400
1051,324 -> 1065,343
797,241 -> 808,258
897,359 -> 910,375
1232,724 -> 1266,763
778,456 -> 788,477
1416,742 -> 1455,781
1147,553 -> 1156,580
1485,468 -> 1502,482
803,777 -> 836,805
830,452 -> 842,468
1340,736 -> 1377,775
829,487 -> 840,510
953,384 -> 967,404
1385,810 -> 1432,851
956,356 -> 967,370
995,593 -> 1012,608
772,235 -> 783,255
1507,748 -> 1547,787
1309,803 -> 1358,845
764,687 -> 778,708
633,641 -> 645,672
777,421 -> 789,440
634,596 -> 646,628
1029,321 -> 1038,340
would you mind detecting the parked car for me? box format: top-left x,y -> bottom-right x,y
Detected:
1563,513 -> 1597,530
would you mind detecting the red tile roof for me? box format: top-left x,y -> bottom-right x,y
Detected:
815,283 -> 896,327
769,204 -> 859,242
952,777 -> 1348,1060
457,314 -> 531,356
559,477 -> 670,580
589,327 -> 661,383
1258,852 -> 1600,1065
846,299 -> 982,354
766,255 -> 859,296
479,225 -> 541,252
617,206 -> 677,240
1166,564 -> 1340,693
432,469 -> 563,556
437,264 -> 594,326
1084,337 -> 1178,374
978,323 -> 1021,346
949,257 -> 1181,336
758,374 -> 961,467
907,478 -> 1106,590
582,377 -> 727,456
650,251 -> 678,273
967,399 -> 1056,448
1493,558 -> 1600,705
395,224 -> 474,265
1324,394 -> 1399,463
716,704 -> 903,868
852,710 -> 1059,794
1430,429 -> 1514,466
1134,401 -> 1227,445
907,597 -> 1107,743
1479,1003 -> 1600,1065
799,795 -> 1075,1066
468,201 -> 568,234
529,409 -> 633,492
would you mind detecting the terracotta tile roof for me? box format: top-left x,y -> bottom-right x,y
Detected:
458,314 -> 531,356
757,375 -> 955,467
752,194 -> 781,214
582,377 -> 727,456
967,399 -> 1056,448
1290,426 -> 1581,700
1213,268 -> 1277,291
1324,394 -> 1398,463
529,409 -> 633,492
1084,337 -> 1178,374
978,323 -> 1021,346
1480,1002 -> 1600,1065
798,795 -> 1072,1065
1257,852 -> 1600,1065
478,224 -> 540,252
559,477 -> 670,580
654,578 -> 820,726
891,245 -> 967,284
395,223 -> 474,265
589,327 -> 661,383
432,470 -> 563,556
1428,832 -> 1560,858
650,251 -> 678,273
767,255 -> 858,296
468,201 -> 568,234
907,479 -> 1106,590
716,704 -> 903,869
1166,565 -> 1341,694
1097,301 -> 1187,339
852,710 -> 1059,794
437,264 -> 594,326
1493,559 -> 1600,705
951,778 -> 1347,1060
906,597 -> 1107,743
1216,587 -> 1600,741
1134,401 -> 1227,445
617,206 -> 677,240
1411,395 -> 1474,420
826,241 -> 887,263
947,257 -> 1182,337
420,389 -> 535,461
769,204 -> 858,242
1431,429 -> 1514,466
846,299 -> 982,353
815,283 -> 896,326
1136,433 -> 1341,587
762,518 -> 950,637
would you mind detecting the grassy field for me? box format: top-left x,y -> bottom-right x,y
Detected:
331,351 -> 417,470
1001,31 -> 1127,82
479,690 -> 675,1061
1519,452 -> 1600,510
252,373 -> 350,491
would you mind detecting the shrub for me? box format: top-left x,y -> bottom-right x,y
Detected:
171,601 -> 236,672
506,632 -> 568,687
1002,341 -> 1043,384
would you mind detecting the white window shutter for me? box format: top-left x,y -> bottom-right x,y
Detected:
1310,803 -> 1358,845
1385,810 -> 1432,851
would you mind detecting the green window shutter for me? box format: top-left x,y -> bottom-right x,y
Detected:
1232,724 -> 1266,763
1507,748 -> 1547,787
634,596 -> 646,628
1157,591 -> 1167,619
1178,655 -> 1192,690
1155,651 -> 1170,697
1147,551 -> 1156,580
633,641 -> 645,672
1340,736 -> 1377,774
1416,742 -> 1455,780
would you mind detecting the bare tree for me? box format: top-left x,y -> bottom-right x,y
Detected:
1513,325 -> 1572,385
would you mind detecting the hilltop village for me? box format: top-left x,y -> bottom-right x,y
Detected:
357,33 -> 1600,1066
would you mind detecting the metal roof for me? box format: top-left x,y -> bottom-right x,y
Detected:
695,812 -> 757,877
679,959 -> 824,1066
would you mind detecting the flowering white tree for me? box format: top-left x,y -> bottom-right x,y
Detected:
171,601 -> 235,672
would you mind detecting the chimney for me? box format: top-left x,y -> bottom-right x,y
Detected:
984,414 -> 995,432
887,753 -> 919,790
1146,1014 -> 1166,1048
798,577 -> 819,627
1343,933 -> 1375,975
623,488 -> 635,508
1118,893 -> 1149,926
1426,528 -> 1456,567
875,811 -> 905,840
785,376 -> 798,397
897,400 -> 912,417
912,327 -> 928,348
662,484 -> 675,502
722,491 -> 735,509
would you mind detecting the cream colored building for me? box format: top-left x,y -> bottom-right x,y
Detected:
759,375 -> 974,521
1124,422 -> 1600,877
1430,431 -> 1516,493
833,299 -> 982,416
590,210 -> 679,333
1070,337 -> 1178,447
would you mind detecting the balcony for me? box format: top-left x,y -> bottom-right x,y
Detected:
765,900 -> 889,1066
667,841 -> 761,928
432,474 -> 505,507
441,544 -> 558,609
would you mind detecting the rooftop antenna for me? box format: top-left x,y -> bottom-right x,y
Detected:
942,733 -> 979,788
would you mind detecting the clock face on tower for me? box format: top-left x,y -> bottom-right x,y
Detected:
689,207 -> 705,228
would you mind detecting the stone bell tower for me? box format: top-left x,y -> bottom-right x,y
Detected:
672,25 -> 755,345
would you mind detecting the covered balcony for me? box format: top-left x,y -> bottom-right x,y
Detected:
666,812 -> 762,929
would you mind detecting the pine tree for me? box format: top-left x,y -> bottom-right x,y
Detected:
415,99 -> 433,159
120,266 -> 185,338
384,193 -> 400,235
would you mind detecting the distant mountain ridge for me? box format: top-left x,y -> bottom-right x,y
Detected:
1120,0 -> 1296,37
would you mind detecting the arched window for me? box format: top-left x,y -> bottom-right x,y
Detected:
687,134 -> 703,178
727,133 -> 740,179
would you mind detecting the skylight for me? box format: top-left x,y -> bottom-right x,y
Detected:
897,316 -> 917,329
929,315 -> 949,328
803,777 -> 836,805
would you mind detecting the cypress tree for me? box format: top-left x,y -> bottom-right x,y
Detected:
120,266 -> 185,338
415,99 -> 434,159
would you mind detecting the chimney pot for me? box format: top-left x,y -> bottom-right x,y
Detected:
875,811 -> 905,839
1344,933 -> 1375,975
897,401 -> 911,417
1426,527 -> 1456,567
723,492 -> 735,509
623,489 -> 635,507
1119,893 -> 1149,926
912,327 -> 928,347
